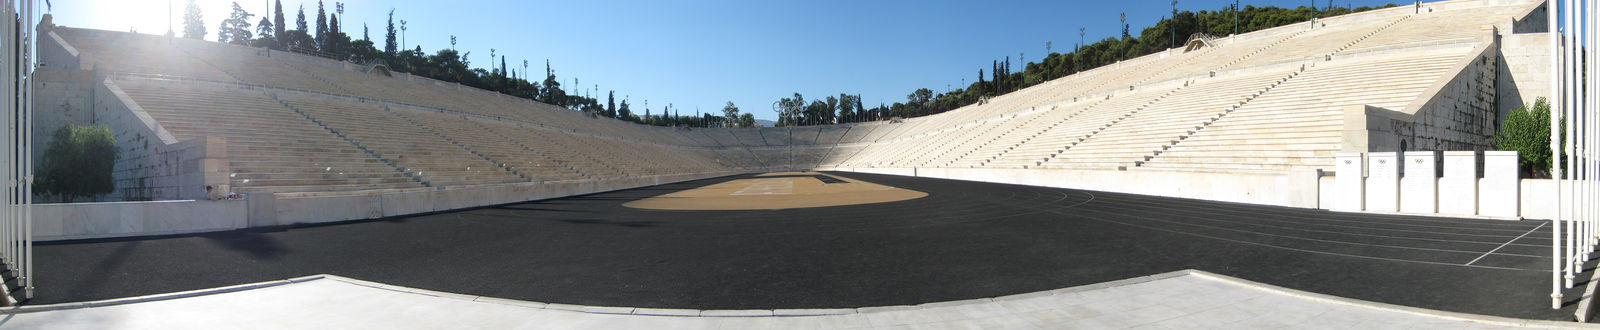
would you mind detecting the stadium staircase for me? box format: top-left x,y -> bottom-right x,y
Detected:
382,106 -> 538,182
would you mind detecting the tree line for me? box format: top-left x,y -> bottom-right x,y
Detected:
773,3 -> 1397,127
182,0 -> 757,128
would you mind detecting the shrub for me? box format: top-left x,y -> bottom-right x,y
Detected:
35,125 -> 118,202
1495,97 -> 1562,178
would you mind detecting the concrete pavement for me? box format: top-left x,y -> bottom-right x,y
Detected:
2,270 -> 1589,329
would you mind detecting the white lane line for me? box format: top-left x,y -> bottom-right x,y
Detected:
1464,222 -> 1546,266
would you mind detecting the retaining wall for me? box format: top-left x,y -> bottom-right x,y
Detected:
35,199 -> 247,241
37,171 -> 742,241
828,167 -> 1322,208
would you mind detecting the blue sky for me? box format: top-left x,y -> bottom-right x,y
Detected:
54,0 -> 1403,120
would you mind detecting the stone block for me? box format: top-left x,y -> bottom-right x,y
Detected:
247,192 -> 279,227
1400,151 -> 1440,213
1365,152 -> 1399,212
381,190 -> 437,217
1437,151 -> 1479,215
1479,151 -> 1519,218
1331,152 -> 1369,211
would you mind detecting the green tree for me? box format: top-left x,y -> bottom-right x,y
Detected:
216,2 -> 253,45
182,0 -> 205,39
315,0 -> 328,49
738,113 -> 757,128
254,15 -> 274,48
722,101 -> 740,127
273,0 -> 285,48
384,10 -> 397,56
295,4 -> 307,35
618,98 -> 634,122
1495,98 -> 1561,178
606,91 -> 617,118
541,60 -> 566,106
35,125 -> 118,203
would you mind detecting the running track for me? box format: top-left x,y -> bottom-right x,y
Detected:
29,172 -> 1584,320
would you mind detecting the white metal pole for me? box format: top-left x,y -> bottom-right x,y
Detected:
4,0 -> 13,278
1591,0 -> 1599,256
9,0 -> 17,285
1552,0 -> 1566,309
1565,0 -> 1578,289
1586,0 -> 1594,257
24,0 -> 35,298
1579,0 -> 1590,260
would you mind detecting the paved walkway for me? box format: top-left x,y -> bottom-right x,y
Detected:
1,270 -> 1588,329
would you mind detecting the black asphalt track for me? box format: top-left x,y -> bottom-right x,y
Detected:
27,171 -> 1586,320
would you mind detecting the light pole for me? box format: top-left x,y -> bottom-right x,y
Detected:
1233,0 -> 1239,36
1119,12 -> 1126,39
1171,0 -> 1178,49
399,20 -> 407,51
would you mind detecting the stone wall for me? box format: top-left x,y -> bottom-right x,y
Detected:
35,199 -> 247,241
1510,0 -> 1548,33
827,167 -> 1323,209
1357,31 -> 1499,153
89,79 -> 228,202
1496,33 -> 1553,119
35,171 -> 743,241
37,30 -> 78,70
30,69 -> 96,166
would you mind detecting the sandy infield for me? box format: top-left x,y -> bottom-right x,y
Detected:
622,172 -> 929,210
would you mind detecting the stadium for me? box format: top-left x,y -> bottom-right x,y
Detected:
0,0 -> 1598,327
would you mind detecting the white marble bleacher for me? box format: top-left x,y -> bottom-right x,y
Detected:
114,80 -> 424,194
276,94 -> 530,187
481,124 -> 632,179
1222,14 -> 1403,70
177,42 -> 350,95
1017,88 -> 1170,169
1338,4 -> 1517,55
945,100 -> 1100,168
1046,69 -> 1296,170
786,127 -> 823,145
392,110 -> 590,182
1141,49 -> 1470,172
914,110 -> 1046,167
813,127 -> 850,146
730,129 -> 769,147
760,128 -> 794,146
58,28 -> 234,82
557,132 -> 725,176
695,129 -> 767,170
833,123 -> 882,145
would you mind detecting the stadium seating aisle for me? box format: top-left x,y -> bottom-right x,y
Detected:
1338,4 -> 1518,54
392,110 -> 589,182
1049,69 -> 1297,170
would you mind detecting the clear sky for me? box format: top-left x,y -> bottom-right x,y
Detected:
52,0 -> 1404,120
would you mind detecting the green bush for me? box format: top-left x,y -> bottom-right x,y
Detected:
1495,97 -> 1562,178
35,125 -> 118,202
